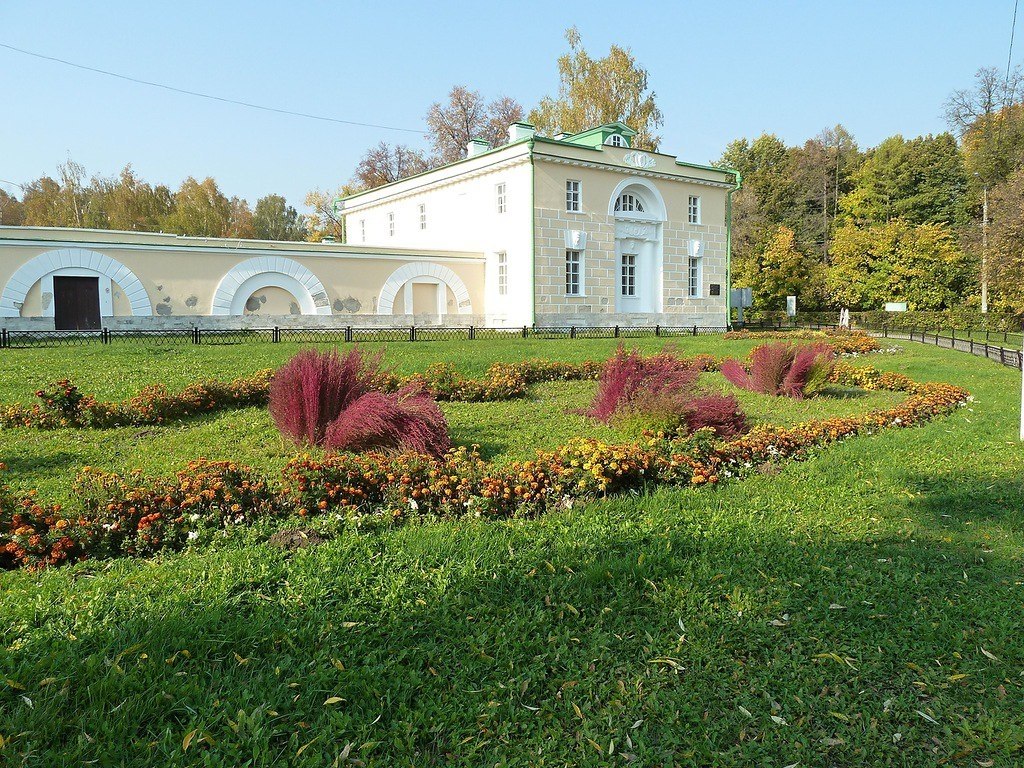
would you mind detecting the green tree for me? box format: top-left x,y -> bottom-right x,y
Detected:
827,220 -> 973,310
529,27 -> 663,150
840,134 -> 967,226
162,177 -> 232,237
252,194 -> 306,240
733,226 -> 826,311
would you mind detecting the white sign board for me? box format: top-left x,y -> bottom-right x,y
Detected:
786,295 -> 797,317
884,302 -> 909,312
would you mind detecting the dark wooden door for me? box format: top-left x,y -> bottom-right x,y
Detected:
53,276 -> 101,330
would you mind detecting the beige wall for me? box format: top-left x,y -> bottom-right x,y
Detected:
0,233 -> 485,323
532,156 -> 730,323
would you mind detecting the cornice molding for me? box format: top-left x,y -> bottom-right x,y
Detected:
535,154 -> 734,190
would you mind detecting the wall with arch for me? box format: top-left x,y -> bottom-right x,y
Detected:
0,230 -> 485,329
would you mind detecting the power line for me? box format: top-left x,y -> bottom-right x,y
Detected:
1008,0 -> 1020,84
0,41 -> 425,134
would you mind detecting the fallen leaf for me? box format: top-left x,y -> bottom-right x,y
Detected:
324,696 -> 345,706
980,647 -> 1000,662
738,706 -> 753,719
771,715 -> 788,726
916,710 -> 938,724
182,729 -> 198,752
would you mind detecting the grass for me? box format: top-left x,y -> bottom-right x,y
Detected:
1,338 -> 1022,766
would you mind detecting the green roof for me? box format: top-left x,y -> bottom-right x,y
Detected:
558,122 -> 637,149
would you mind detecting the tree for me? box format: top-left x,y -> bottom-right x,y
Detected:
161,177 -> 232,237
304,187 -> 353,242
826,220 -> 973,310
351,143 -> 430,190
226,197 -> 254,239
733,225 -> 826,311
981,167 -> 1024,311
529,27 -> 663,150
96,166 -> 173,231
252,194 -> 306,241
425,86 -> 525,164
946,66 -> 1024,187
840,134 -> 967,227
0,189 -> 25,225
789,125 -> 861,260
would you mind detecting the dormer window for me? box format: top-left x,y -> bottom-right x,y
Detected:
614,193 -> 644,213
606,134 -> 626,147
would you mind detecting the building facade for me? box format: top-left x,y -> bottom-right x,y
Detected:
0,123 -> 738,331
337,122 -> 740,327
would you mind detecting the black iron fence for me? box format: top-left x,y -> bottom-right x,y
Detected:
0,325 -> 731,349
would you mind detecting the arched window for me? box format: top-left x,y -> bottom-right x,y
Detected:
606,134 -> 626,147
614,193 -> 645,213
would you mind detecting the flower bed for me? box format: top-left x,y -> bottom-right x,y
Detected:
0,363 -> 969,571
723,329 -> 882,355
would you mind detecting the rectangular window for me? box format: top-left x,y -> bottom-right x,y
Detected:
496,183 -> 507,214
565,180 -> 581,212
359,219 -> 366,243
688,195 -> 701,225
688,254 -> 702,297
621,254 -> 636,297
387,212 -> 395,236
497,251 -> 508,296
565,250 -> 581,296
419,203 -> 426,230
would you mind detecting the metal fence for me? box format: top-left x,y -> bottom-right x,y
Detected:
0,324 -> 731,349
872,327 -> 1023,370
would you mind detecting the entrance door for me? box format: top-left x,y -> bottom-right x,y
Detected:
53,276 -> 101,330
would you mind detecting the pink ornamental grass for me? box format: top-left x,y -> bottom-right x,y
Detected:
586,346 -> 700,423
721,342 -> 835,399
323,385 -> 452,457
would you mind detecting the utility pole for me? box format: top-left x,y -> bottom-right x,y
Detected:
982,184 -> 990,314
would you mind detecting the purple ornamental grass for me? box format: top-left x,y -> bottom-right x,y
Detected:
323,385 -> 452,458
721,342 -> 835,399
682,393 -> 747,437
587,347 -> 700,423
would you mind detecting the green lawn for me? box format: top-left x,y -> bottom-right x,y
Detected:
0,338 -> 1022,766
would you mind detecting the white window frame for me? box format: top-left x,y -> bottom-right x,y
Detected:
387,211 -> 395,237
606,134 -> 626,147
496,182 -> 507,214
565,180 -> 582,213
565,249 -> 583,296
688,253 -> 703,298
620,253 -> 637,297
359,219 -> 366,243
688,195 -> 702,225
497,251 -> 508,296
615,193 -> 645,213
419,203 -> 426,230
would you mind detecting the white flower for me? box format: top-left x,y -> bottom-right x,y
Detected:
187,531 -> 199,541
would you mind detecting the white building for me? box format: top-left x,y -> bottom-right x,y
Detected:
337,121 -> 740,327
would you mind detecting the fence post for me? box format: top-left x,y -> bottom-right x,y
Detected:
410,326 -> 416,342
469,325 -> 475,341
614,325 -> 620,338
1,329 -> 7,349
273,327 -> 280,343
570,326 -> 576,340
345,326 -> 353,343
522,326 -> 528,339
193,327 -> 201,345
970,338 -> 974,354
692,325 -> 697,336
1001,347 -> 1006,365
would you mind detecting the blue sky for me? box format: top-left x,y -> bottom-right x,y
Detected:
0,1 -> 1017,210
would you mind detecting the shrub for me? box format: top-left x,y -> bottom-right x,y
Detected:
270,349 -> 451,457
682,393 -> 747,437
722,343 -> 835,399
270,348 -> 383,448
587,347 -> 700,424
324,384 -> 452,458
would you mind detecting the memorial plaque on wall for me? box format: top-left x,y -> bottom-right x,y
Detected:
709,284 -> 721,296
